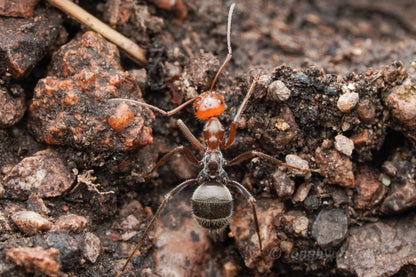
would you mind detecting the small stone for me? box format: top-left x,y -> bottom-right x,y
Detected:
11,210 -> 52,236
46,232 -> 81,271
382,161 -> 397,177
354,166 -> 385,210
315,147 -> 355,188
292,182 -> 312,203
0,9 -> 62,78
335,134 -> 354,156
271,169 -> 295,199
0,0 -> 40,17
83,232 -> 101,263
292,216 -> 309,237
337,92 -> 359,112
268,80 -> 291,101
27,194 -> 50,215
1,149 -> 75,200
280,240 -> 293,254
258,74 -> 272,87
0,211 -> 11,233
50,214 -> 89,233
357,99 -> 376,122
312,209 -> 348,247
0,86 -> 26,128
285,154 -> 310,175
6,246 -> 60,277
223,260 -> 239,277
384,82 -> 416,128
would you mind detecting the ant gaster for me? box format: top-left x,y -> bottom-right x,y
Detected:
112,3 -> 317,275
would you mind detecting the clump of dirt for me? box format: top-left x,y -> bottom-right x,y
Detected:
1,0 -> 416,277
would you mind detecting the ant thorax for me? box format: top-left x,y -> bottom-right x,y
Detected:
199,150 -> 227,181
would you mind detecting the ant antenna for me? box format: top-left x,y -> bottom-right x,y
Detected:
209,3 -> 235,93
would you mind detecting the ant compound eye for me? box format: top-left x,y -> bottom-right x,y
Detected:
218,99 -> 223,105
194,106 -> 198,112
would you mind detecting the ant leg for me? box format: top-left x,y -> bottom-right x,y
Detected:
227,179 -> 264,257
177,119 -> 205,151
117,178 -> 199,276
227,150 -> 319,173
222,77 -> 258,149
141,145 -> 201,178
109,96 -> 199,117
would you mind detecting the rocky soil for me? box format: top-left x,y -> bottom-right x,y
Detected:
1,0 -> 416,276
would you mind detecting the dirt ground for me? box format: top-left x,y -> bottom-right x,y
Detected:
1,0 -> 416,276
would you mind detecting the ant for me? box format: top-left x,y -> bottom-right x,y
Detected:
112,3 -> 317,275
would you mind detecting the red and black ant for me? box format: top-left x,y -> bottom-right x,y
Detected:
112,3 -> 317,275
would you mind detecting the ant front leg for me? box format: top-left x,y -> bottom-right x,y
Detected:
222,76 -> 259,149
227,151 -> 320,173
117,178 -> 199,276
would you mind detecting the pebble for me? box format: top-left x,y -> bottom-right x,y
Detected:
6,246 -> 60,277
337,92 -> 359,112
0,86 -> 26,128
285,154 -> 310,175
292,216 -> 309,237
83,232 -> 101,263
311,209 -> 348,247
271,169 -> 295,199
1,149 -> 75,200
315,147 -> 355,188
384,82 -> 416,128
11,210 -> 52,236
50,214 -> 89,233
292,182 -> 312,203
46,232 -> 81,270
268,80 -> 291,101
335,134 -> 354,156
0,0 -> 39,17
354,166 -> 385,210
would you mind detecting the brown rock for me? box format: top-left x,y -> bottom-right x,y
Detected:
384,81 -> 416,129
28,31 -> 154,152
337,213 -> 416,277
83,232 -> 102,263
0,0 -> 39,17
354,166 -> 386,210
50,214 -> 89,233
0,86 -> 26,127
151,203 -> 212,277
315,147 -> 355,188
230,200 -> 284,273
11,210 -> 52,236
1,149 -> 75,200
0,8 -> 62,78
6,246 -> 60,277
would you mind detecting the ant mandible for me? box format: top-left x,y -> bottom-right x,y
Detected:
112,3 -> 317,275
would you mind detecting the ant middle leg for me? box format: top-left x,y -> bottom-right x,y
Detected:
140,145 -> 200,178
227,150 -> 320,173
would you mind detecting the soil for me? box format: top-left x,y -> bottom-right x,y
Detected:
1,0 -> 416,276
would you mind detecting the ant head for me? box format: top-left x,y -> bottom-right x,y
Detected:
193,92 -> 225,120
